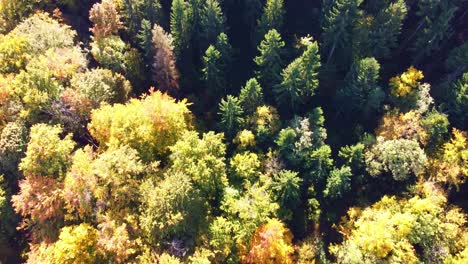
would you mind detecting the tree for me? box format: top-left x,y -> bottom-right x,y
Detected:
275,38 -> 320,111
322,0 -> 362,65
269,170 -> 302,221
336,57 -> 384,121
200,0 -> 226,48
218,95 -> 244,138
254,29 -> 284,95
27,224 -> 101,264
230,151 -> 261,185
412,0 -> 459,61
152,24 -> 180,93
365,137 -> 428,181
323,166 -> 352,199
256,0 -> 285,43
330,184 -> 467,263
420,110 -> 449,154
0,33 -> 30,74
249,105 -> 281,143
88,90 -> 191,161
19,124 -> 75,179
352,0 -> 407,59
170,0 -> 192,56
89,0 -> 124,40
238,78 -> 264,115
90,35 -> 128,73
202,45 -> 224,96
446,72 -> 467,129
70,68 -> 132,106
169,131 -> 228,205
244,218 -> 294,264
0,121 -> 27,181
214,32 -> 233,74
139,171 -> 204,244
11,12 -> 76,56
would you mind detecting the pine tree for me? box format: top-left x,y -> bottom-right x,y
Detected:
254,29 -> 285,96
200,0 -> 226,49
215,32 -> 233,74
322,0 -> 362,65
218,95 -> 244,138
256,0 -> 285,44
238,78 -> 264,115
137,19 -> 153,61
335,57 -> 384,121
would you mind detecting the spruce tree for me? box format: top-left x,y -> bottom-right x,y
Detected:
239,78 -> 264,115
254,29 -> 285,97
335,57 -> 384,121
170,0 -> 193,57
275,38 -> 321,112
322,0 -> 362,65
256,0 -> 285,44
202,45 -> 224,97
200,0 -> 226,49
218,95 -> 244,138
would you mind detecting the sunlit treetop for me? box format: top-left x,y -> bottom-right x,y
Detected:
389,66 -> 424,98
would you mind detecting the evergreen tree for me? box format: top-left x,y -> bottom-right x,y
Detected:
256,0 -> 285,44
275,38 -> 321,112
407,0 -> 459,63
202,45 -> 224,97
335,57 -> 384,121
322,0 -> 362,65
170,0 -> 192,57
200,0 -> 226,49
254,29 -> 285,97
352,0 -> 407,59
270,170 -> 302,221
218,95 -> 244,138
137,19 -> 153,61
238,78 -> 264,115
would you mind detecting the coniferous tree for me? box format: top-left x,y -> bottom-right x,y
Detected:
170,0 -> 192,57
202,45 -> 224,97
238,78 -> 264,115
151,24 -> 179,92
352,0 -> 407,59
322,0 -> 362,65
254,29 -> 285,97
411,0 -> 459,62
200,0 -> 226,49
218,95 -> 244,138
256,0 -> 285,44
335,57 -> 384,122
137,19 -> 153,62
275,38 -> 321,112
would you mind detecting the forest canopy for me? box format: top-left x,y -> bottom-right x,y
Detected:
0,0 -> 467,263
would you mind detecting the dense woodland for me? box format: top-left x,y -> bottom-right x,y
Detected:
0,0 -> 467,263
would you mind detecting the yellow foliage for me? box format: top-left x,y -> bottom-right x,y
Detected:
0,33 -> 30,73
244,218 -> 294,264
390,66 -> 424,97
88,90 -> 191,161
429,129 -> 468,187
234,129 -> 256,148
376,110 -> 426,143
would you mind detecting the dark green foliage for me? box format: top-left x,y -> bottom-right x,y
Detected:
270,170 -> 302,221
323,166 -> 352,199
446,73 -> 467,129
254,29 -> 285,95
202,45 -> 225,97
170,0 -> 193,57
200,0 -> 226,48
256,0 -> 285,44
322,0 -> 362,65
218,95 -> 244,138
335,57 -> 384,121
0,121 -> 27,182
238,78 -> 264,115
275,39 -> 320,112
